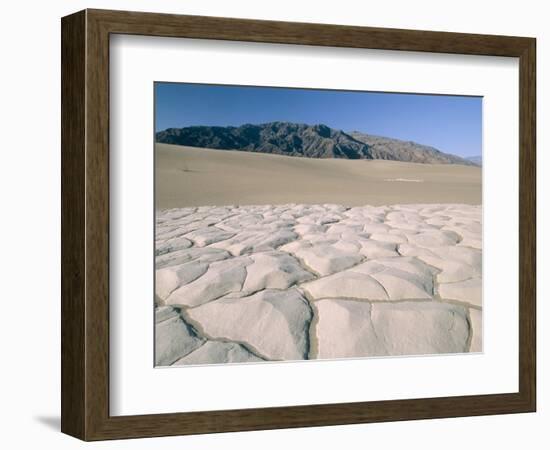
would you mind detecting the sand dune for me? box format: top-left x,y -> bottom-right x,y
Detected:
155,144 -> 482,208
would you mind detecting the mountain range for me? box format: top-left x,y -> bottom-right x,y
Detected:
465,155 -> 482,166
155,122 -> 476,166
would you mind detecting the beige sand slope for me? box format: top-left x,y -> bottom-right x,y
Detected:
156,144 -> 481,208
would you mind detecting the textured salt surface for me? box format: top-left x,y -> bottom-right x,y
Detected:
155,203 -> 482,366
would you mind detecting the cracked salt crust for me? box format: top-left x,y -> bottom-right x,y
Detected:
155,203 -> 482,366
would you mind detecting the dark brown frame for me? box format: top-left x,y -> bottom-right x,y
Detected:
61,9 -> 536,441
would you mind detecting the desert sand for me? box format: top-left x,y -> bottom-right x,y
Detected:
155,144 -> 482,208
155,203 -> 482,366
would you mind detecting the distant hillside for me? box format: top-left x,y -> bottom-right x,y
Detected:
465,155 -> 482,166
349,132 -> 474,166
156,122 -> 371,159
156,122 -> 475,165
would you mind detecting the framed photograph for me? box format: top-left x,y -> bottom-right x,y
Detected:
61,9 -> 536,440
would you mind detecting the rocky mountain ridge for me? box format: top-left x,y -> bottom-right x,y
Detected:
156,122 -> 476,165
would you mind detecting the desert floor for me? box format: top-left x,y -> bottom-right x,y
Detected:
155,145 -> 482,366
155,203 -> 482,366
155,144 -> 482,208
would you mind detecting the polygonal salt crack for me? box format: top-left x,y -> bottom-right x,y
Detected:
186,288 -> 313,361
155,306 -> 204,365
165,257 -> 252,307
314,299 -> 470,358
173,341 -> 263,365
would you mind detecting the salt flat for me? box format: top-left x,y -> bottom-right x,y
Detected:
156,144 -> 481,208
155,203 -> 482,366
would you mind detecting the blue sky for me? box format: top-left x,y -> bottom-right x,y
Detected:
155,82 -> 482,158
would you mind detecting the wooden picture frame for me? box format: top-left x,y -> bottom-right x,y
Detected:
61,9 -> 536,441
